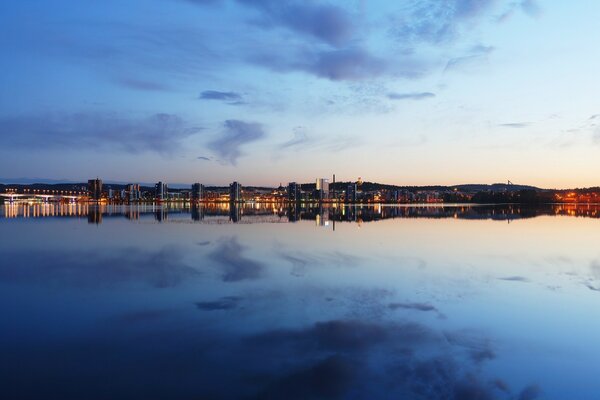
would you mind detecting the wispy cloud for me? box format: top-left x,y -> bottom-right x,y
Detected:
498,276 -> 530,282
279,127 -> 310,149
445,44 -> 495,72
195,296 -> 242,311
200,90 -> 243,104
207,120 -> 266,165
391,0 -> 498,45
276,128 -> 362,154
498,122 -> 530,128
387,92 -> 435,100
236,0 -> 355,48
251,47 -> 387,81
498,0 -> 542,21
116,77 -> 170,91
0,112 -> 201,155
388,302 -> 438,312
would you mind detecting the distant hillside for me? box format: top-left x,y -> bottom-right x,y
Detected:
453,183 -> 541,193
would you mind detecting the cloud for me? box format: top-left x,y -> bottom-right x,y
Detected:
391,0 -> 498,45
207,120 -> 265,165
246,319 -> 435,352
498,122 -> 529,128
208,236 -> 265,281
276,127 -> 362,154
387,92 -> 435,100
197,156 -> 211,161
276,248 -> 364,278
244,319 -> 537,399
585,284 -> 600,292
236,0 -> 355,48
388,302 -> 438,312
0,246 -> 199,288
112,309 -> 174,324
444,44 -> 495,72
116,77 -> 169,91
498,0 -> 542,21
520,0 -> 542,17
518,384 -> 542,400
199,90 -> 243,102
0,112 -> 201,155
257,355 -> 357,399
279,127 -> 310,149
498,276 -> 530,282
444,330 -> 496,365
252,47 -> 387,81
184,0 -> 223,5
195,296 -> 242,311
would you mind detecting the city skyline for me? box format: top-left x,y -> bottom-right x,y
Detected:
3,1 -> 600,188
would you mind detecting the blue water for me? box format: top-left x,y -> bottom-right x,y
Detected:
1,203 -> 599,399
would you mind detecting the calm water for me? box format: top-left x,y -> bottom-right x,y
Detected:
2,203 -> 600,399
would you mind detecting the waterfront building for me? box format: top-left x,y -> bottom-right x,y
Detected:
315,178 -> 329,201
346,183 -> 357,203
127,184 -> 141,202
155,182 -> 168,201
230,181 -> 242,202
88,178 -> 103,201
288,182 -> 300,202
192,183 -> 205,201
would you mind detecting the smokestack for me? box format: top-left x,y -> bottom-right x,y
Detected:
333,174 -> 336,201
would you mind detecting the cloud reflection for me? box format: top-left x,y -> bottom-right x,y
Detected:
209,236 -> 265,281
0,246 -> 198,288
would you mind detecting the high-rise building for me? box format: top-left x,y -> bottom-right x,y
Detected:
315,178 -> 329,201
88,178 -> 103,201
229,181 -> 242,202
288,182 -> 300,202
192,183 -> 205,201
155,182 -> 168,201
346,183 -> 357,203
127,184 -> 141,202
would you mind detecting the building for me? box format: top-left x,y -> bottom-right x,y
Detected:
192,183 -> 205,201
288,182 -> 300,202
127,184 -> 141,202
88,178 -> 103,201
230,181 -> 242,202
315,178 -> 329,201
155,182 -> 168,201
346,183 -> 357,203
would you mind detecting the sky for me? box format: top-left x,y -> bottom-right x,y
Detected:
1,0 -> 599,188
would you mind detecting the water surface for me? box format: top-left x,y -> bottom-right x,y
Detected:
2,203 -> 600,399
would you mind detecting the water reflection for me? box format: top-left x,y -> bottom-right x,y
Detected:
3,202 -> 600,223
1,204 -> 600,399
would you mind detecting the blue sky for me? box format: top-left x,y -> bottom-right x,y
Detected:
1,0 -> 599,188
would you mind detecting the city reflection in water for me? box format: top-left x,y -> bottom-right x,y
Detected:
2,203 -> 600,399
3,202 -> 600,224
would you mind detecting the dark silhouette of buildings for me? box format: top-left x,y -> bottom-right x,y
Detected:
192,183 -> 205,201
155,182 -> 168,201
230,182 -> 242,202
346,183 -> 357,203
88,179 -> 103,201
288,182 -> 300,202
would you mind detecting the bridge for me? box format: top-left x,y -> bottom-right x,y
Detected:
0,193 -> 81,203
